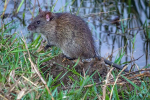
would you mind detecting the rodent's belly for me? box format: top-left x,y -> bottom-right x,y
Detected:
62,50 -> 71,58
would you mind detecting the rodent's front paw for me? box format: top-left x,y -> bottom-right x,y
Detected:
44,45 -> 52,50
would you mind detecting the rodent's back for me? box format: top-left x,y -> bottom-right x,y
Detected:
55,13 -> 96,59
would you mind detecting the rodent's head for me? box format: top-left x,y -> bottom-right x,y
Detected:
27,8 -> 55,33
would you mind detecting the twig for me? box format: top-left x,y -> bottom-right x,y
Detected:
104,80 -> 150,86
1,0 -> 10,18
22,76 -> 38,87
109,65 -> 128,99
128,54 -> 144,64
32,0 -> 37,19
29,53 -> 54,100
59,68 -> 150,91
127,72 -> 150,80
0,94 -> 8,100
82,10 -> 116,18
123,68 -> 150,77
21,33 -> 54,100
37,0 -> 40,8
103,67 -> 114,100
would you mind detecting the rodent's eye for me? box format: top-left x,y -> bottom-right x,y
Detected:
37,21 -> 40,24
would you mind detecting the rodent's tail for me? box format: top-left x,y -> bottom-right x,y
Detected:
97,56 -> 129,72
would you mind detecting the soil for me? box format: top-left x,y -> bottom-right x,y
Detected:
40,54 -> 109,86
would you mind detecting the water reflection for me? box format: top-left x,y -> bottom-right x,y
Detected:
0,0 -> 149,70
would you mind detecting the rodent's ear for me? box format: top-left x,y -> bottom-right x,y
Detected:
45,12 -> 53,21
39,8 -> 43,13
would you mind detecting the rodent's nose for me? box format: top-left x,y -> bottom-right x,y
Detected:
27,25 -> 35,30
27,25 -> 31,30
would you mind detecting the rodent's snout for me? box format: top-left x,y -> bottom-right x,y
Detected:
27,25 -> 31,30
27,25 -> 35,31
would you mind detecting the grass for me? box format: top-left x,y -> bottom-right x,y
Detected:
0,32 -> 149,99
0,0 -> 150,100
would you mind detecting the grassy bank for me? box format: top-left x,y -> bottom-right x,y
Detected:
0,32 -> 150,100
0,0 -> 150,99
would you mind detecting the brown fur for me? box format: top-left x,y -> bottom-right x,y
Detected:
28,10 -> 96,59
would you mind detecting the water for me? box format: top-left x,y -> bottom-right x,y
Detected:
0,0 -> 150,70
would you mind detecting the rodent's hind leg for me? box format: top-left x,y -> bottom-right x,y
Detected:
62,54 -> 76,60
62,54 -> 83,65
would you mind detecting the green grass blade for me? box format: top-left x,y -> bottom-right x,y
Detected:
17,0 -> 25,13
121,75 -> 140,90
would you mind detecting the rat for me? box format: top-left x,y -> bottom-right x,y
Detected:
28,8 -> 96,59
28,8 -> 129,72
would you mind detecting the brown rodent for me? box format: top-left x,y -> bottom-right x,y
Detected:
28,8 -> 129,72
28,8 -> 96,59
